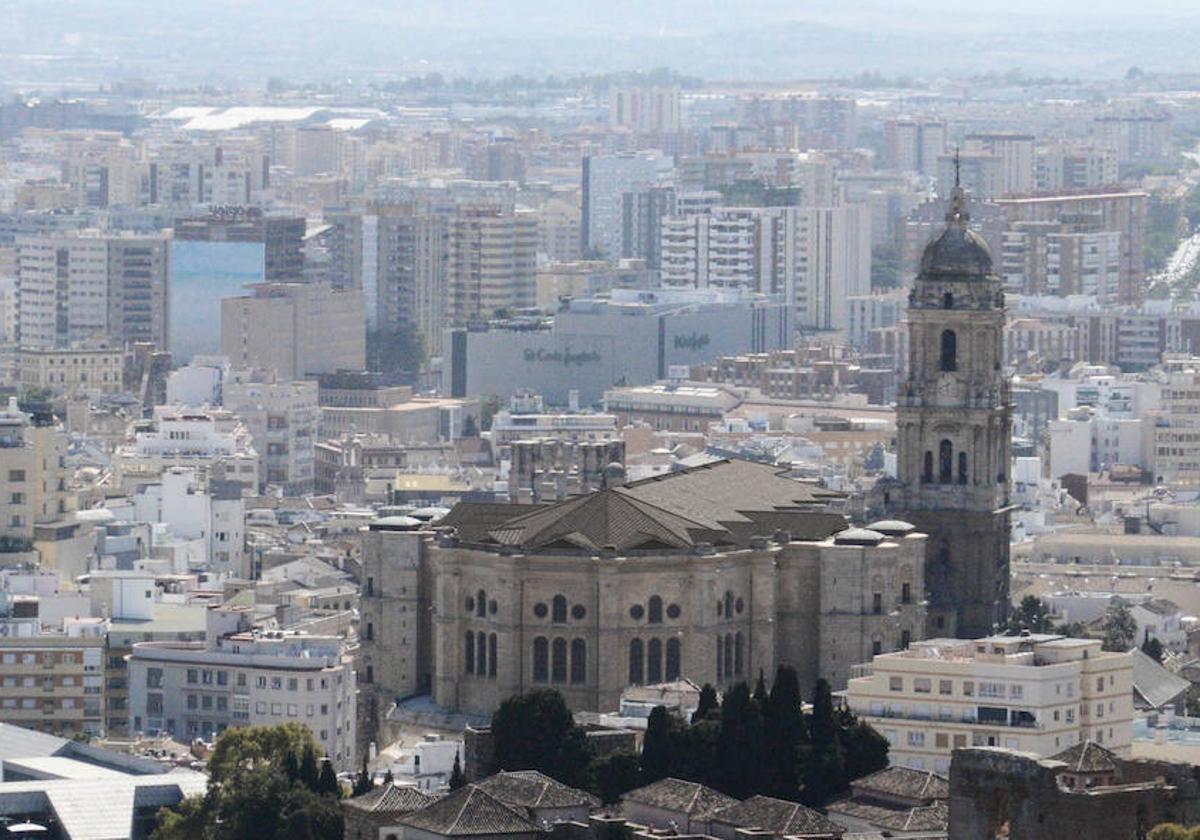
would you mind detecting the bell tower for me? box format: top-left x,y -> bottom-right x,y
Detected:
893,169 -> 1012,638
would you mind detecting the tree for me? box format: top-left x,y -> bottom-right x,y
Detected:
366,326 -> 425,376
1058,621 -> 1089,639
1102,603 -> 1137,652
383,768 -> 394,785
840,714 -> 889,782
669,717 -> 719,785
764,665 -> 806,800
752,671 -> 768,706
480,394 -> 504,432
799,679 -> 845,806
1007,595 -> 1053,635
693,684 -> 719,723
1147,825 -> 1200,840
715,683 -> 766,798
491,689 -> 595,789
152,724 -> 344,840
589,751 -> 642,804
1143,636 -> 1166,663
449,752 -> 467,790
318,757 -> 341,797
641,706 -> 674,783
300,744 -> 320,792
352,755 -> 374,796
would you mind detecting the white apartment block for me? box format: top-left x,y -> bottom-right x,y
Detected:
845,635 -> 1133,776
131,467 -> 247,578
582,152 -> 673,261
114,408 -> 258,492
787,206 -> 871,331
223,379 -> 319,494
1154,366 -> 1200,485
126,607 -> 356,770
964,133 -> 1037,197
16,234 -> 108,349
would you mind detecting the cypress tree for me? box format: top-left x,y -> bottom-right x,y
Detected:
284,749 -> 300,784
300,744 -> 319,791
318,756 -> 341,797
753,670 -> 768,707
352,755 -> 374,796
693,684 -> 719,723
764,665 -> 805,800
383,768 -> 394,785
449,752 -> 467,790
641,705 -> 674,783
716,683 -> 765,798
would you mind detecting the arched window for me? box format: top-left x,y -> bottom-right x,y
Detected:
940,329 -> 957,372
648,595 -> 663,624
552,595 -> 567,624
629,639 -> 644,685
465,631 -> 475,675
489,634 -> 498,678
724,591 -> 734,620
665,638 -> 681,681
943,292 -> 953,310
734,632 -> 744,676
716,634 -> 723,681
477,632 -> 487,678
923,451 -> 933,483
647,638 -> 663,683
552,638 -> 567,683
570,639 -> 586,684
476,589 -> 486,618
533,637 -> 548,682
958,451 -> 968,485
939,440 -> 953,483
724,635 -> 733,681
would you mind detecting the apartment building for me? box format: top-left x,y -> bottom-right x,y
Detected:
447,206 -> 537,324
883,118 -> 946,177
964,132 -> 1037,197
113,408 -> 259,492
17,346 -> 124,396
581,152 -> 673,260
223,378 -> 319,494
126,606 -> 356,769
845,634 -> 1133,775
0,618 -> 105,737
1153,364 -> 1200,484
0,398 -> 70,543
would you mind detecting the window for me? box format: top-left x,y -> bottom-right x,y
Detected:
979,681 -> 1005,699
533,637 -> 548,682
287,678 -> 298,692
186,669 -> 198,685
187,694 -> 198,710
270,677 -> 282,690
943,292 -> 953,310
940,329 -> 957,371
734,632 -> 744,676
963,681 -> 974,697
570,639 -> 586,684
365,623 -> 374,641
554,638 -> 568,681
648,596 -> 663,624
629,639 -> 644,685
902,583 -> 912,605
914,678 -> 932,694
665,638 -> 681,681
647,638 -> 663,683
935,732 -> 949,748
907,731 -> 926,746
477,632 -> 487,678
901,629 -> 911,649
939,679 -> 953,695
724,635 -> 734,681
476,589 -> 486,619
923,451 -> 933,483
217,671 -> 228,687
890,676 -> 904,692
465,631 -> 475,674
552,595 -> 568,624
489,634 -> 497,678
873,640 -> 882,656
1010,684 -> 1024,700
939,440 -> 953,483
147,668 -> 163,689
873,593 -> 882,615
8,470 -> 24,482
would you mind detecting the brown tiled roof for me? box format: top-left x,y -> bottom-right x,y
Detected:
621,778 -> 737,819
476,770 -> 601,811
399,784 -> 538,836
345,783 -> 438,814
710,795 -> 844,837
439,503 -> 549,543
1051,740 -> 1119,773
850,766 -> 949,801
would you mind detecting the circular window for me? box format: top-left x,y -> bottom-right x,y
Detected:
571,604 -> 586,620
667,604 -> 681,619
489,600 -> 498,615
534,603 -> 548,619
735,597 -> 745,614
630,604 -> 645,620
465,597 -> 475,613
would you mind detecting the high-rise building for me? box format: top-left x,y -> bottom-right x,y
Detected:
620,186 -> 675,269
170,209 -> 305,362
1000,217 -> 1121,303
964,133 -> 1037,197
581,152 -> 673,260
1092,113 -> 1172,164
447,206 -> 536,324
609,88 -> 682,134
106,234 -> 170,348
1035,144 -> 1119,192
889,184 -> 1012,638
884,118 -> 946,177
220,283 -> 365,380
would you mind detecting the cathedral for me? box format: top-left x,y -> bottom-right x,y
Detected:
888,174 -> 1013,638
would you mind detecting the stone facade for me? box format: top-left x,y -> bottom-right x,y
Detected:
948,746 -> 1200,840
358,460 -> 927,726
890,183 -> 1013,638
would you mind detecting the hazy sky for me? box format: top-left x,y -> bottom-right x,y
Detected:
3,1 -> 1200,86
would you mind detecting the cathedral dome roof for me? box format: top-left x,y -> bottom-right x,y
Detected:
919,181 -> 993,279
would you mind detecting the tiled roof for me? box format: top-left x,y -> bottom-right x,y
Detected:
345,782 -> 437,814
1051,740 -> 1119,773
451,459 -> 846,553
1132,649 -> 1191,710
399,785 -> 538,836
621,778 -> 737,819
850,766 -> 949,801
710,795 -> 845,837
476,771 -> 600,811
828,798 -> 949,833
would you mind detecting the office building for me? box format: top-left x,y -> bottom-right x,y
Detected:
221,282 -> 365,380
845,635 -> 1133,775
